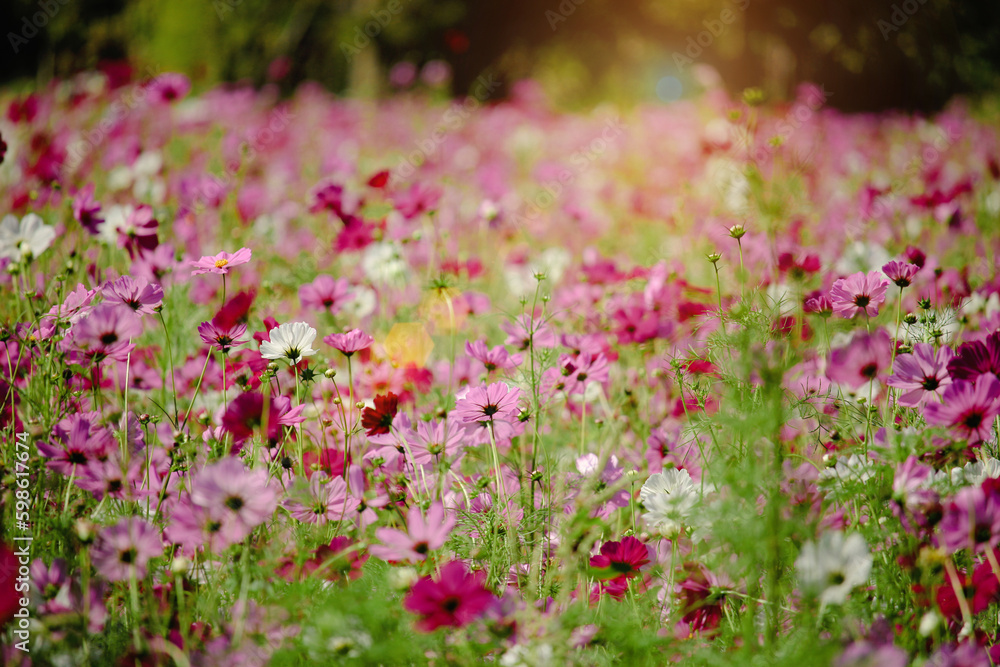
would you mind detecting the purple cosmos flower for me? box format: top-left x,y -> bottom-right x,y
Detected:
370,502 -> 456,563
882,260 -> 920,288
829,271 -> 890,318
923,375 -> 1000,444
299,275 -> 352,314
90,517 -> 162,581
101,275 -> 164,315
887,342 -> 953,407
323,328 -> 374,356
454,382 -> 522,424
189,248 -> 252,275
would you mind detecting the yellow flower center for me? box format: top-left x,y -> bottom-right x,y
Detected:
214,259 -> 229,268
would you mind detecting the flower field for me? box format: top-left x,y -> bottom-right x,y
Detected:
3,71 -> 1000,666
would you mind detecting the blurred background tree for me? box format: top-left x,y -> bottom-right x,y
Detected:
2,0 -> 998,111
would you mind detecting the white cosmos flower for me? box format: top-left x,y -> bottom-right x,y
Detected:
639,468 -> 698,539
0,213 -> 56,261
259,322 -> 318,364
361,242 -> 408,285
961,457 -> 1000,487
795,531 -> 872,609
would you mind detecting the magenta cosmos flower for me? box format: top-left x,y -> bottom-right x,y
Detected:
403,560 -> 496,632
923,375 -> 1000,444
948,331 -> 1000,382
887,342 -> 953,407
370,502 -> 456,563
90,517 -> 162,581
829,271 -> 890,318
189,248 -> 252,275
323,328 -> 374,356
454,382 -> 522,424
589,536 -> 653,580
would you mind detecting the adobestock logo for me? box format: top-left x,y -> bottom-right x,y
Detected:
672,0 -> 751,71
8,0 -> 71,54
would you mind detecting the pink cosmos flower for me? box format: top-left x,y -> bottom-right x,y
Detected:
557,352 -> 610,396
189,248 -> 252,275
887,342 -> 953,407
189,457 -> 279,538
882,260 -> 920,288
198,319 -> 248,353
804,293 -> 833,316
66,303 -> 143,362
501,314 -> 557,351
117,205 -> 159,258
299,275 -> 352,314
829,271 -> 890,318
324,328 -> 374,356
454,382 -> 522,424
90,517 -> 162,581
72,184 -> 103,235
937,482 -> 1000,554
370,502 -> 456,563
923,375 -> 1000,444
101,275 -> 163,315
283,474 -> 359,524
465,339 -> 523,373
406,420 -> 468,464
37,413 -> 116,476
826,329 -> 893,390
403,561 -> 496,631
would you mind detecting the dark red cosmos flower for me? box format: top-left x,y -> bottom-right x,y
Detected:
367,170 -> 390,189
277,536 -> 369,584
675,564 -> 727,637
302,448 -> 345,479
948,331 -> 1000,382
936,554 -> 1000,624
0,543 -> 19,628
362,392 -> 399,436
215,289 -> 257,330
403,561 -> 496,632
589,536 -> 652,580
